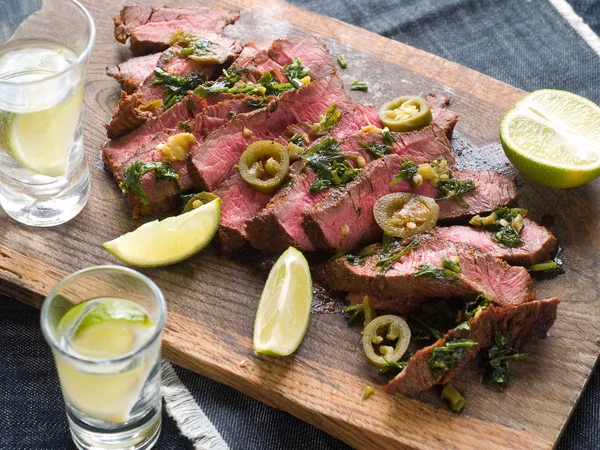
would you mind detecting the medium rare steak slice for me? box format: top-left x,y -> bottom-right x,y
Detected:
188,76 -> 354,190
113,6 -> 240,55
431,219 -> 557,266
304,154 -> 517,253
426,94 -> 458,138
107,53 -> 161,93
385,298 -> 559,393
317,235 -> 536,306
246,125 -> 454,253
268,36 -> 337,81
107,36 -> 242,138
196,97 -> 261,137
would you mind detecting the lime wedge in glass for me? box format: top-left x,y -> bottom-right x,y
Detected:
8,88 -> 83,177
103,198 -> 221,267
500,89 -> 600,188
253,247 -> 312,356
55,298 -> 156,423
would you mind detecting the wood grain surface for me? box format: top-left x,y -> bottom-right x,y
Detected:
1,1 -> 600,449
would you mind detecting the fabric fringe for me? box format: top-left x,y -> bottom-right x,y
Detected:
161,361 -> 230,450
547,0 -> 600,57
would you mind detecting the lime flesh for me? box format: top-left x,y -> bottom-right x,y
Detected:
55,298 -> 156,423
103,199 -> 221,267
500,89 -> 600,188
253,247 -> 312,356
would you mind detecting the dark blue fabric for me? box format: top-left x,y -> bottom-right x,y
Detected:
1,0 -> 600,449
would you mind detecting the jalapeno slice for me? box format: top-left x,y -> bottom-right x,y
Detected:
379,96 -> 432,132
362,315 -> 411,367
238,140 -> 290,194
182,192 -> 219,213
373,193 -> 439,238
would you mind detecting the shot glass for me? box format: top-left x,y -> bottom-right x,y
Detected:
41,266 -> 167,450
0,0 -> 95,226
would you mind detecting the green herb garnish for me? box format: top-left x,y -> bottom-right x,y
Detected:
311,104 -> 342,136
379,353 -> 413,375
359,140 -> 389,158
152,68 -> 206,109
528,260 -> 559,273
289,133 -> 306,147
482,330 -> 526,390
441,383 -> 466,413
414,259 -> 461,281
350,80 -> 368,91
381,127 -> 397,145
177,121 -> 192,133
337,54 -> 348,69
343,303 -> 364,325
390,159 -> 419,185
436,178 -> 476,207
470,207 -> 527,248
119,162 -> 180,206
361,385 -> 374,401
303,137 -> 361,193
428,339 -> 477,380
376,235 -> 419,273
284,57 -> 310,89
245,97 -> 269,108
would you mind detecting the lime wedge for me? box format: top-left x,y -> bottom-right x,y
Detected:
55,298 -> 156,423
253,247 -> 312,356
103,198 -> 221,267
8,88 -> 83,177
500,89 -> 600,188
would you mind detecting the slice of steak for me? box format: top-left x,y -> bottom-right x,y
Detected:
304,154 -> 517,253
426,94 -> 458,138
316,235 -> 536,306
385,297 -> 560,394
268,36 -> 337,81
196,97 -> 262,137
214,172 -> 272,252
246,125 -> 454,253
107,53 -> 161,93
107,36 -> 242,138
431,219 -> 557,266
188,76 -> 354,191
113,6 -> 240,55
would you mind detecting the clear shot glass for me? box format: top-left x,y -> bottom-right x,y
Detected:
41,266 -> 167,450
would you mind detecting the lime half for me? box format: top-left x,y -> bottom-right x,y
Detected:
253,247 -> 312,356
8,88 -> 83,177
500,89 -> 600,188
103,198 -> 221,267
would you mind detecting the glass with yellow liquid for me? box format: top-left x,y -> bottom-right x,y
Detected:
41,267 -> 167,450
0,0 -> 95,226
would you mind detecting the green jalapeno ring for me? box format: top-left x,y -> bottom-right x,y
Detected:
373,193 -> 440,238
379,96 -> 432,132
239,140 -> 290,194
182,192 -> 219,213
362,315 -> 411,367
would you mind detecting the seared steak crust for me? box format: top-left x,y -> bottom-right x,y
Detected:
106,53 -> 161,93
317,235 -> 536,307
385,297 -> 560,393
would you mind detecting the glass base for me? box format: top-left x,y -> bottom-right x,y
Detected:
0,157 -> 89,227
69,410 -> 161,450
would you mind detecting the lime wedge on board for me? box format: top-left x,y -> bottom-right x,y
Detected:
103,198 -> 221,267
253,247 -> 312,356
500,89 -> 600,188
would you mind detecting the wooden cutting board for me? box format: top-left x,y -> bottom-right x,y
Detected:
1,1 -> 599,448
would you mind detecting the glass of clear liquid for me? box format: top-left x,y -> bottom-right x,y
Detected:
0,0 -> 95,226
41,266 -> 167,450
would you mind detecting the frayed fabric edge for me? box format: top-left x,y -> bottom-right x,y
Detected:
161,361 -> 230,450
547,0 -> 600,57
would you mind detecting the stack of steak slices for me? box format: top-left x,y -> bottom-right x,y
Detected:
103,8 -> 561,398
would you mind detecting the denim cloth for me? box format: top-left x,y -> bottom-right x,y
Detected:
1,0 -> 600,448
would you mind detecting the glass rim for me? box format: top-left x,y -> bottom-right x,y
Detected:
0,0 -> 96,86
40,265 -> 167,364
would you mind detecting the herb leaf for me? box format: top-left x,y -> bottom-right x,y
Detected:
177,121 -> 192,133
381,127 -> 397,145
284,57 -> 310,89
470,208 -> 527,248
436,178 -> 476,207
119,162 -> 180,206
350,80 -> 368,91
390,159 -> 419,185
414,260 -> 461,281
152,68 -> 206,109
337,54 -> 348,69
482,330 -> 527,390
359,140 -> 389,158
304,137 -> 361,193
376,236 -> 419,273
379,353 -> 413,375
491,227 -> 524,247
311,104 -> 342,136
428,339 -> 477,380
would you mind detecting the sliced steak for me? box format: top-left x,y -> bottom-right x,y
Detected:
430,219 -> 557,266
304,154 -> 517,253
328,104 -> 381,139
214,173 -> 272,252
113,6 -> 240,54
246,125 -> 454,253
188,76 -> 354,191
268,36 -> 337,80
426,94 -> 458,138
196,97 -> 261,137
385,297 -> 560,393
317,235 -> 536,306
107,36 -> 242,138
107,53 -> 161,93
